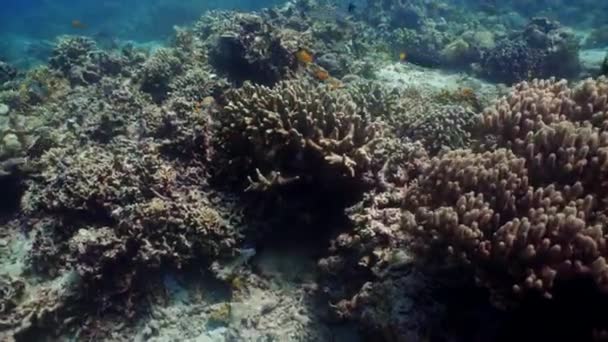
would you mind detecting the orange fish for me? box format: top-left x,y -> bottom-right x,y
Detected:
312,66 -> 330,81
71,20 -> 87,29
295,48 -> 314,64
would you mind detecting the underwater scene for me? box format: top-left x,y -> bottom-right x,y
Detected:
1,0 -> 608,341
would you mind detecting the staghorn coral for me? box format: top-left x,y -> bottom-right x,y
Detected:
409,77 -> 608,303
212,79 -> 381,192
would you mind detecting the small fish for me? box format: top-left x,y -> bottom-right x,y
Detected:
399,52 -> 407,62
71,20 -> 87,29
193,96 -> 216,112
347,3 -> 356,13
295,48 -> 314,64
327,77 -> 344,90
312,66 -> 330,81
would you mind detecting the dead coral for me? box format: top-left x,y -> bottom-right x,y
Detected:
69,227 -> 127,281
0,274 -> 82,341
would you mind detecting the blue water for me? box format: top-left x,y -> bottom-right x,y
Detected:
0,0 -> 283,67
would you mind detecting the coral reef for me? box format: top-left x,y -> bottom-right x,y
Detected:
212,79 -> 381,192
349,81 -> 478,154
481,18 -> 580,84
0,275 -> 25,314
4,1 -> 608,341
318,76 -> 608,340
205,13 -> 301,86
409,77 -> 608,303
49,36 -> 128,86
138,47 -> 184,102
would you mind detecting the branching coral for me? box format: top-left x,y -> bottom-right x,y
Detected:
212,79 -> 381,192
401,104 -> 477,154
113,191 -> 243,269
408,77 -> 608,302
349,81 -> 478,154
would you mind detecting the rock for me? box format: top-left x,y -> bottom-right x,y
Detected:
0,103 -> 9,115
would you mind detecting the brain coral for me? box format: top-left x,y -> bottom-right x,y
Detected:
408,77 -> 608,302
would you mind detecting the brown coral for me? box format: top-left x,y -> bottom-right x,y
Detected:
212,79 -> 381,192
409,77 -> 608,301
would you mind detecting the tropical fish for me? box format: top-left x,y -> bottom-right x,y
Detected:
327,77 -> 344,90
295,48 -> 314,64
71,20 -> 87,29
312,66 -> 330,81
399,52 -> 407,62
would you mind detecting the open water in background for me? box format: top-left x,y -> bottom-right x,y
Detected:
2,0 -> 607,68
0,0 -> 284,67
